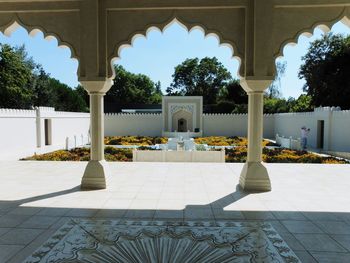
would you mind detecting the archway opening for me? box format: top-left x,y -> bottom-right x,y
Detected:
270,18 -> 350,153
106,20 -> 245,139
0,21 -> 89,161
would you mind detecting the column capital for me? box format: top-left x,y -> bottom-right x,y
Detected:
240,77 -> 274,93
80,79 -> 113,94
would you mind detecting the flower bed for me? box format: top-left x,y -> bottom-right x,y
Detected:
226,147 -> 348,164
21,136 -> 349,164
105,136 -> 167,146
194,136 -> 273,147
22,147 -> 133,162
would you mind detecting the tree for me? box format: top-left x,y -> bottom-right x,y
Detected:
266,61 -> 287,99
31,67 -> 53,107
166,57 -> 232,104
49,78 -> 88,112
264,97 -> 289,114
299,33 -> 350,109
75,85 -> 89,107
0,44 -> 33,108
288,94 -> 314,112
106,65 -> 162,105
218,79 -> 247,104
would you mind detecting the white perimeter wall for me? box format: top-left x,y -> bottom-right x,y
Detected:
329,110 -> 350,152
0,107 -> 90,160
105,113 -> 162,137
104,108 -> 350,152
274,112 -> 318,148
105,113 -> 275,139
203,114 -> 275,138
2,107 -> 349,160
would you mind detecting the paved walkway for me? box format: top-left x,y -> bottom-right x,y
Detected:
0,161 -> 350,262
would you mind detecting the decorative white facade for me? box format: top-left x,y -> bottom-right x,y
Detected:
0,107 -> 90,160
162,96 -> 203,137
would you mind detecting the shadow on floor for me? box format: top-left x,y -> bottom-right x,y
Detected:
0,185 -> 350,263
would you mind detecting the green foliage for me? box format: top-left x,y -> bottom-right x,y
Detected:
217,79 -> 247,104
299,33 -> 350,109
106,65 -> 162,105
0,44 -> 88,111
266,61 -> 287,98
287,94 -> 314,112
264,97 -> 289,113
49,79 -> 88,112
263,94 -> 313,114
0,44 -> 33,108
166,57 -> 234,104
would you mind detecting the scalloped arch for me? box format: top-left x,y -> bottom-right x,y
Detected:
0,16 -> 79,64
109,17 -> 242,80
275,15 -> 350,61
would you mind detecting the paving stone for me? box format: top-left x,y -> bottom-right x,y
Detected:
0,228 -> 44,245
19,215 -> 60,229
278,232 -> 306,251
331,235 -> 350,251
0,215 -> 31,228
281,220 -> 323,234
294,234 -> 347,252
0,244 -> 24,263
311,252 -> 350,263
315,221 -> 350,235
294,251 -> 318,263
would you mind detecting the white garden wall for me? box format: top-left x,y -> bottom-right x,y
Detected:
273,112 -> 317,148
104,113 -> 275,138
202,114 -> 275,138
329,110 -> 350,152
105,113 -> 162,137
0,107 -> 90,160
2,106 -> 350,161
104,107 -> 350,153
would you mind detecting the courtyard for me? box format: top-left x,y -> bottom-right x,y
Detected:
0,161 -> 349,262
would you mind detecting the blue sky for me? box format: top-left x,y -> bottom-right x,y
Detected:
0,21 -> 349,99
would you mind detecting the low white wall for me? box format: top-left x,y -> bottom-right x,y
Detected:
330,110 -> 350,152
105,113 -> 275,139
105,113 -> 162,137
274,112 -> 317,148
104,107 -> 350,153
0,109 -> 37,160
203,114 -> 247,137
0,107 -> 90,160
133,150 -> 225,163
273,107 -> 350,151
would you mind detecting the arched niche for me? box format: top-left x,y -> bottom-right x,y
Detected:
172,109 -> 193,132
107,8 -> 246,80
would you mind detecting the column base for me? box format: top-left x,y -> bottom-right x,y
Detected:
81,160 -> 109,190
239,162 -> 271,192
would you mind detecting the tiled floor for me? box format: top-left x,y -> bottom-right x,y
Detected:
0,161 -> 350,262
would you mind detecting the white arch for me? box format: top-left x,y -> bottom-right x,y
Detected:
1,20 -> 79,64
275,16 -> 350,61
110,18 -> 242,80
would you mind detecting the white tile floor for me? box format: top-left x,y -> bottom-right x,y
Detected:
0,161 -> 350,262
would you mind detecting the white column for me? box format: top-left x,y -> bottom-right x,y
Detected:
239,78 -> 272,192
90,92 -> 105,161
80,80 -> 112,190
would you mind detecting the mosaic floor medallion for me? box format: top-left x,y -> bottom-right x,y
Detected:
24,219 -> 300,263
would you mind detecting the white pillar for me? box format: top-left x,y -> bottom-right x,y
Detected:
80,80 -> 112,190
239,78 -> 273,192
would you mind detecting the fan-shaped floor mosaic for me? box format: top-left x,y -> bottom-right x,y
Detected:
24,219 -> 300,263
